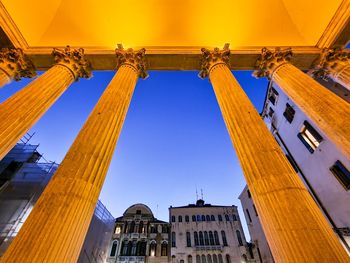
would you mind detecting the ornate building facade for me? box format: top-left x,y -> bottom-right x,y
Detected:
170,200 -> 255,263
107,204 -> 170,263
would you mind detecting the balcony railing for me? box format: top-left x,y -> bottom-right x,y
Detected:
118,256 -> 145,262
194,245 -> 223,251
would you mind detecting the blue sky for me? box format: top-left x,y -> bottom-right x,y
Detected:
0,70 -> 268,240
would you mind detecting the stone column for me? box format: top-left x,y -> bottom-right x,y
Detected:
254,47 -> 350,160
0,46 -> 91,161
0,48 -> 36,87
0,48 -> 147,263
312,48 -> 350,91
200,47 -> 349,262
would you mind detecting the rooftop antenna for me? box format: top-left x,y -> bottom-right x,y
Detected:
201,189 -> 204,200
196,187 -> 199,201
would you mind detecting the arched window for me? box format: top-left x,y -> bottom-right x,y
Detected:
196,255 -> 201,263
204,231 -> 209,245
172,216 -> 176,222
232,214 -> 237,221
202,255 -> 207,263
236,230 -> 243,246
199,231 -> 204,246
192,215 -> 196,222
161,241 -> 168,256
127,241 -> 132,256
207,255 -> 212,263
121,240 -> 128,256
218,254 -> 223,263
110,240 -> 118,257
162,225 -> 168,233
213,254 -> 218,263
226,254 -> 231,263
221,231 -> 227,246
139,221 -> 144,233
188,255 -> 193,263
186,232 -> 191,247
172,256 -> 176,263
206,215 -> 210,221
197,215 -> 201,221
194,231 -> 199,246
225,215 -> 230,221
150,241 -> 157,256
131,240 -> 137,256
130,221 -> 135,233
211,215 -> 215,221
172,232 -> 176,247
218,215 -> 222,221
124,221 -> 128,233
209,231 -> 214,245
139,241 -> 147,256
202,215 -> 206,221
150,225 -> 156,233
214,231 -> 220,245
178,215 -> 183,222
185,215 -> 189,222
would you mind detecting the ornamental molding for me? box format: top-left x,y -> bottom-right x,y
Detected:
0,48 -> 36,80
253,47 -> 293,79
52,46 -> 92,80
199,47 -> 230,79
312,48 -> 350,80
115,47 -> 148,79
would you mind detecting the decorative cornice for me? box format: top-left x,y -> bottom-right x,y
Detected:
312,48 -> 350,80
52,46 -> 92,80
115,48 -> 148,79
253,47 -> 293,79
0,48 -> 36,80
199,47 -> 230,78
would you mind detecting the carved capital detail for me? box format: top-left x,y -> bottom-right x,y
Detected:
254,47 -> 293,79
0,48 -> 36,81
199,47 -> 230,78
312,48 -> 350,80
115,48 -> 148,79
52,46 -> 92,80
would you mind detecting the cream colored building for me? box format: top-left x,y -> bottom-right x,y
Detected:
0,1 -> 350,262
170,200 -> 255,263
107,204 -> 170,263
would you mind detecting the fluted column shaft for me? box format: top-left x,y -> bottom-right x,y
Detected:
0,65 -> 74,160
0,46 -> 90,161
200,47 -> 349,262
272,62 -> 350,159
0,65 -> 139,263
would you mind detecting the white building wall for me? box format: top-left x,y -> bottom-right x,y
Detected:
239,186 -> 274,263
170,201 -> 254,263
262,81 -> 350,246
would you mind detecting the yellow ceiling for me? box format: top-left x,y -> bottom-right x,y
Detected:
2,0 -> 342,48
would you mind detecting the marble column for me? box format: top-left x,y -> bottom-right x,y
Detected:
0,48 -> 36,87
254,47 -> 350,160
0,46 -> 91,161
312,48 -> 350,91
0,48 -> 147,263
200,47 -> 349,262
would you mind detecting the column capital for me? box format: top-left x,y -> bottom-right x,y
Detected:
52,46 -> 92,80
312,48 -> 350,80
199,47 -> 230,78
0,48 -> 36,81
254,47 -> 293,79
115,47 -> 148,79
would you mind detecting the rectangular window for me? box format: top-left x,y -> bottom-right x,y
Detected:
186,232 -> 191,247
246,209 -> 252,223
268,87 -> 279,105
297,121 -> 323,153
330,160 -> 350,190
283,103 -> 295,123
171,232 -> 176,247
268,107 -> 274,118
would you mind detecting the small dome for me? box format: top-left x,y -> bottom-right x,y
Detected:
196,199 -> 205,206
123,203 -> 154,217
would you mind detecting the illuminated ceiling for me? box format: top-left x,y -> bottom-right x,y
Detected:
1,0 -> 343,48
